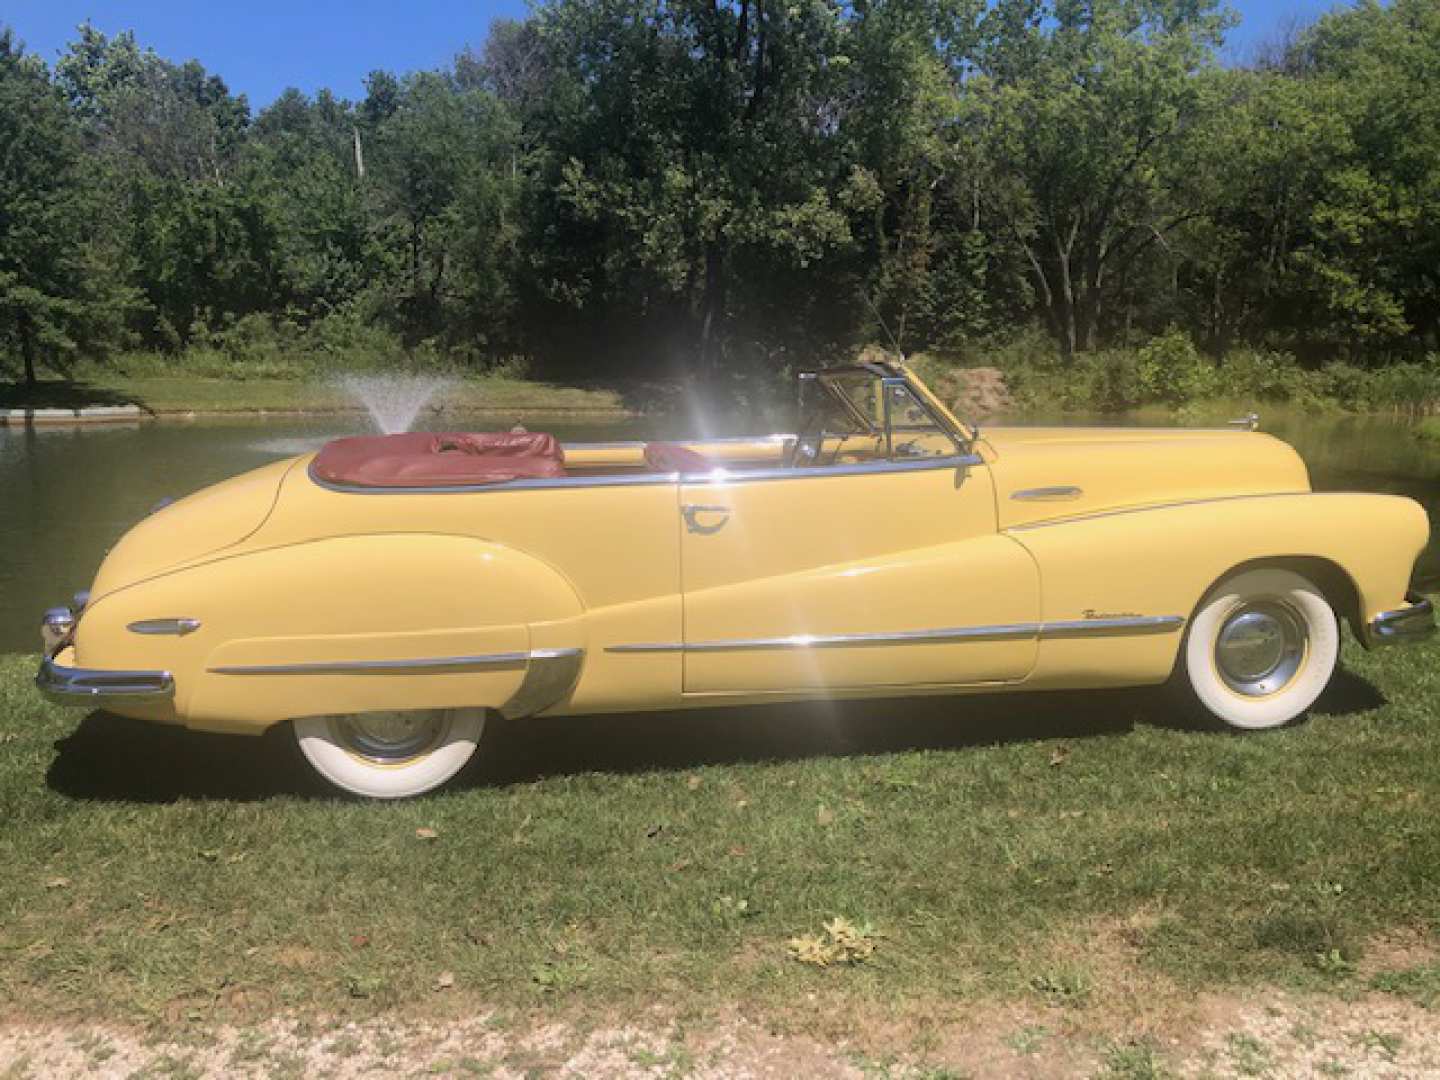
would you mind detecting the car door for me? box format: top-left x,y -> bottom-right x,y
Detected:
678,455 -> 1041,694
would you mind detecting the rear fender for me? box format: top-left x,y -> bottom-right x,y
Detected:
74,534 -> 584,733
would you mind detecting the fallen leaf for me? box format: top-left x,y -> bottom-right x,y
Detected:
434,971 -> 455,990
350,934 -> 370,948
415,827 -> 439,841
686,774 -> 703,790
728,845 -> 749,858
816,804 -> 836,826
645,824 -> 665,839
43,877 -> 69,889
734,799 -> 750,809
669,859 -> 692,872
1048,746 -> 1070,767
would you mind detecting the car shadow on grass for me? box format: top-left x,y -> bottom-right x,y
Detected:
45,667 -> 1386,803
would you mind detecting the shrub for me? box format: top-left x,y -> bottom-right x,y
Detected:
1136,329 -> 1216,405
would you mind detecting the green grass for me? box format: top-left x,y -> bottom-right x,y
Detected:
2,624 -> 1438,1030
0,375 -> 629,418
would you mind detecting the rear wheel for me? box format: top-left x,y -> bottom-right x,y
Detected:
1176,567 -> 1339,731
293,708 -> 484,798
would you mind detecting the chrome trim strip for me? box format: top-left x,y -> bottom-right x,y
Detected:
310,452 -> 984,495
207,650 -> 566,675
36,657 -> 175,707
1011,486 -> 1083,502
1038,615 -> 1186,637
128,618 -> 202,636
309,467 -> 680,494
569,433 -> 794,451
605,616 -> 1183,653
501,649 -> 585,719
1006,491 -> 1311,531
688,453 -> 984,486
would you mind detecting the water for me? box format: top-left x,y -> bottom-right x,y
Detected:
2,410 -> 1437,654
336,374 -> 451,435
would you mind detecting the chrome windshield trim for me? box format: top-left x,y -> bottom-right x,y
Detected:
37,657 -> 175,707
128,618 -> 202,636
208,648 -> 582,676
309,452 -> 984,494
605,616 -> 1183,653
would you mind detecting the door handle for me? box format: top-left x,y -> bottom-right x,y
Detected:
682,504 -> 731,534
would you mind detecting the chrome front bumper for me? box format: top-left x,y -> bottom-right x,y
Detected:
1369,591 -> 1435,646
36,655 -> 175,708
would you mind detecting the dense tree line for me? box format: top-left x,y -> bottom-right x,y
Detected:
1,0 -> 1437,387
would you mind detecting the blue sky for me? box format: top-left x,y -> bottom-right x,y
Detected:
5,0 -> 1348,109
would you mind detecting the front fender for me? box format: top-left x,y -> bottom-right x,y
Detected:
1009,492 -> 1429,688
73,533 -> 585,732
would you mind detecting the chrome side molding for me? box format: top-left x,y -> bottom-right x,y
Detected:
208,651 -> 545,676
128,618 -> 202,636
1011,486 -> 1083,502
207,647 -> 587,720
1228,413 -> 1261,431
606,616 -> 1184,654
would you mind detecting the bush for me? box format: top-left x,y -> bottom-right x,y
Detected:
1136,329 -> 1216,405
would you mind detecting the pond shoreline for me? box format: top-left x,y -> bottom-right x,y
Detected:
0,375 -> 636,424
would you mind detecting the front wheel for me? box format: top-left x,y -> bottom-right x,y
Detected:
293,708 -> 485,798
1175,567 -> 1340,731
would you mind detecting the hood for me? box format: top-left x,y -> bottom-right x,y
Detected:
979,426 -> 1312,529
88,456 -> 300,600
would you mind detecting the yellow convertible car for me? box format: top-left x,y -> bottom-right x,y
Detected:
38,361 -> 1433,798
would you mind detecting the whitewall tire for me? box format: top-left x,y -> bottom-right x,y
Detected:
293,708 -> 485,798
1177,568 -> 1339,731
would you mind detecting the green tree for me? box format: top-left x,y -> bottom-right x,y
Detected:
0,29 -> 135,384
961,0 -> 1231,357
521,0 -> 864,379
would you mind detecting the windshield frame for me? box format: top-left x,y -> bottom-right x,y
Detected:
800,361 -> 969,457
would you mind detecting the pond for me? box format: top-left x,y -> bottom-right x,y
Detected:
3,409 -> 1437,655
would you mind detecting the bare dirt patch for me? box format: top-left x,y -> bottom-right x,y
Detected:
3,990 -> 1438,1078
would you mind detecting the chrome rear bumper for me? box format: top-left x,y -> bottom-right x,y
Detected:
36,656 -> 175,707
1368,591 -> 1435,646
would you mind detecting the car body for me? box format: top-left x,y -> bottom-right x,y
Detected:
37,361 -> 1434,797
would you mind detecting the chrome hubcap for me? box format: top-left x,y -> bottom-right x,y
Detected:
332,711 -> 447,762
1215,602 -> 1306,697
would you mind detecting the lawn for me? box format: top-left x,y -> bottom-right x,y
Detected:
1,626 -> 1438,1036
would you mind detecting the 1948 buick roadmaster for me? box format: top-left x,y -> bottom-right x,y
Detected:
37,361 -> 1435,798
